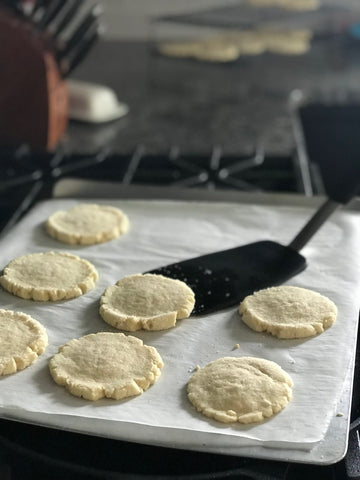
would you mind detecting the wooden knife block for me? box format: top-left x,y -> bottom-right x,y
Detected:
0,8 -> 68,151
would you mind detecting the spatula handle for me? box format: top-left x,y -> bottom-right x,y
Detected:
288,198 -> 340,252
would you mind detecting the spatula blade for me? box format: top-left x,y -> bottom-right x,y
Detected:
147,240 -> 306,315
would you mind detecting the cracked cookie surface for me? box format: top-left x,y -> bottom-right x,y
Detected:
239,286 -> 337,339
0,309 -> 48,376
46,203 -> 129,245
0,251 -> 98,301
187,356 -> 293,424
100,273 -> 195,331
49,332 -> 164,401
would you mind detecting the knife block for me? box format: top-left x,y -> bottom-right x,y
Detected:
0,8 -> 68,151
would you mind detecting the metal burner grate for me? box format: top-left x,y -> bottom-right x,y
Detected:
0,144 -> 311,236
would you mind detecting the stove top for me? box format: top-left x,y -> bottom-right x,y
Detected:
0,141 -> 359,480
0,143 -> 312,236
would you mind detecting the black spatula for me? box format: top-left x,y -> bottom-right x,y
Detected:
148,175 -> 359,315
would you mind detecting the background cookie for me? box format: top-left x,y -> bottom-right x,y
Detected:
188,356 -> 293,424
49,332 -> 163,401
0,309 -> 48,376
46,203 -> 129,245
100,273 -> 195,331
239,285 -> 337,339
0,251 -> 98,301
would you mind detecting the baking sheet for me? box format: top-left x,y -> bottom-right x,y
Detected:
0,198 -> 359,457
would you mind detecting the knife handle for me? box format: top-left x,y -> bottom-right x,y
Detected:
61,25 -> 101,77
57,3 -> 102,60
31,0 -> 48,19
37,0 -> 64,30
52,0 -> 83,39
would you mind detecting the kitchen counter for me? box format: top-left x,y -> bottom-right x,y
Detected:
66,31 -> 360,156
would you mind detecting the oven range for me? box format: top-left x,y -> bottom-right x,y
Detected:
0,144 -> 359,480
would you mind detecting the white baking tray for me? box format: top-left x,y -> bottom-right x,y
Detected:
0,185 -> 359,465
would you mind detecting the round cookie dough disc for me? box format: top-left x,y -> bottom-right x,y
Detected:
100,273 -> 195,331
0,309 -> 48,376
0,251 -> 98,301
239,286 -> 337,339
46,203 -> 129,245
187,356 -> 293,424
49,332 -> 164,401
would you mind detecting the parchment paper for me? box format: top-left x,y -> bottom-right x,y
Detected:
0,198 -> 359,451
